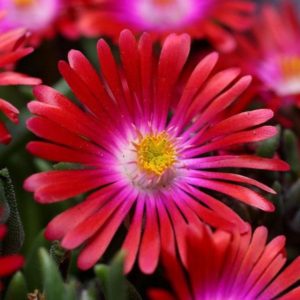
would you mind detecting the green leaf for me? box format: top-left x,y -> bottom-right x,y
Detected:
0,168 -> 24,254
256,126 -> 280,158
107,252 -> 126,300
283,129 -> 300,175
34,158 -> 53,172
53,162 -> 83,171
81,37 -> 99,67
38,248 -> 65,300
94,252 -> 127,300
94,264 -> 109,296
64,280 -> 78,300
4,272 -> 27,300
23,231 -> 50,291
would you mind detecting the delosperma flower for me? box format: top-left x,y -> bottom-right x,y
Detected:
231,1 -> 300,123
0,0 -> 85,43
24,30 -> 289,273
78,0 -> 255,52
0,225 -> 24,289
0,24 -> 40,144
0,0 -> 60,31
149,225 -> 300,300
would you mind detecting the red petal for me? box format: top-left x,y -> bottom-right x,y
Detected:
138,197 -> 160,274
0,255 -> 24,277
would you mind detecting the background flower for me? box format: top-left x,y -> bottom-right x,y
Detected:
0,24 -> 40,143
227,1 -> 300,126
77,0 -> 256,52
0,0 -> 89,44
0,224 -> 24,290
149,224 -> 300,300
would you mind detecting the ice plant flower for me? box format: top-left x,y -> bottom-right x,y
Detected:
231,1 -> 300,124
78,0 -> 255,52
0,24 -> 41,143
24,30 -> 288,273
0,0 -> 60,32
0,225 -> 24,290
149,225 -> 300,300
0,0 -> 87,43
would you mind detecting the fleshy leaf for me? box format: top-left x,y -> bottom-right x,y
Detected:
4,272 -> 27,300
38,247 -> 65,300
0,168 -> 24,254
256,125 -> 280,158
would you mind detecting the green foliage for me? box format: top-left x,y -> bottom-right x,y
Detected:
0,168 -> 24,254
95,252 -> 126,300
256,125 -> 281,158
23,231 -> 50,291
39,248 -> 65,300
4,272 -> 27,300
283,129 -> 300,176
94,252 -> 142,300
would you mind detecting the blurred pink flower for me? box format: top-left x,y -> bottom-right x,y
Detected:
150,225 -> 300,300
0,24 -> 40,143
78,0 -> 255,52
231,1 -> 300,125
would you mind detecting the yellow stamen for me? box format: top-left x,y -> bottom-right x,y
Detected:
152,0 -> 174,6
136,132 -> 176,176
12,0 -> 35,7
280,56 -> 300,78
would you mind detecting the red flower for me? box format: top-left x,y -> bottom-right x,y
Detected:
0,225 -> 24,289
149,225 -> 300,300
230,1 -> 300,125
0,1 -> 90,44
0,25 -> 41,144
77,0 -> 255,52
24,30 -> 288,273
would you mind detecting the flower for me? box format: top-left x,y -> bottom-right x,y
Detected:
230,1 -> 300,124
149,225 -> 300,300
0,0 -> 86,44
0,224 -> 24,289
0,24 -> 41,143
78,0 -> 255,52
24,30 -> 288,273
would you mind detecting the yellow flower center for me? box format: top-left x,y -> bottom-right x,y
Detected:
136,132 -> 176,176
152,0 -> 174,5
12,0 -> 35,7
280,56 -> 300,79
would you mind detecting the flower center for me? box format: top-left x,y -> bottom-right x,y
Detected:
136,132 -> 176,176
134,0 -> 197,30
281,56 -> 300,78
152,0 -> 174,6
12,0 -> 36,7
276,56 -> 300,96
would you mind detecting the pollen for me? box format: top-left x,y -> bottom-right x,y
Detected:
136,132 -> 176,176
12,0 -> 36,7
280,56 -> 300,78
152,0 -> 174,6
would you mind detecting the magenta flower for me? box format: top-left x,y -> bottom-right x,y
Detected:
78,0 -> 255,52
149,225 -> 300,300
231,1 -> 300,124
25,30 -> 288,274
0,0 -> 60,32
